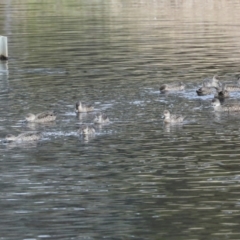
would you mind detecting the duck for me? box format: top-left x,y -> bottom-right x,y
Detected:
78,125 -> 95,135
223,78 -> 240,91
196,86 -> 215,96
75,101 -> 94,113
202,75 -> 222,88
25,111 -> 56,123
211,98 -> 240,112
5,132 -> 42,142
224,85 -> 240,92
159,82 -> 185,93
214,84 -> 230,99
163,110 -> 185,123
94,113 -> 109,124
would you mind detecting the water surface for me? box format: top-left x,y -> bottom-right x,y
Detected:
1,0 -> 240,239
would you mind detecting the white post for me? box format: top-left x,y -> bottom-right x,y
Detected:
0,36 -> 8,60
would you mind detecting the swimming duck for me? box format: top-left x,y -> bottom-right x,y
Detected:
159,82 -> 185,93
163,110 -> 185,123
26,111 -> 56,123
75,101 -> 94,113
5,132 -> 42,142
223,78 -> 240,91
224,85 -> 240,92
214,85 -> 230,99
196,86 -> 214,96
202,75 -> 222,88
78,125 -> 95,135
94,113 -> 109,124
211,98 -> 240,112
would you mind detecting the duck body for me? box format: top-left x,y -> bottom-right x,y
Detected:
163,110 -> 184,123
5,132 -> 42,142
75,101 -> 94,113
26,111 -> 56,123
78,125 -> 95,135
214,85 -> 230,99
222,76 -> 240,91
196,87 -> 214,96
160,82 -> 185,93
94,113 -> 109,124
211,98 -> 240,112
224,84 -> 240,92
197,75 -> 222,96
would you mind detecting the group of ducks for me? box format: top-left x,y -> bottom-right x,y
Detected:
4,101 -> 110,143
161,75 -> 240,123
6,74 -> 240,143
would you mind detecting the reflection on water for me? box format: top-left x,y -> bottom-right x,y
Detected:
1,0 -> 240,239
4,140 -> 38,150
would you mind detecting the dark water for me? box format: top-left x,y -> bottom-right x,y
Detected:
1,0 -> 240,239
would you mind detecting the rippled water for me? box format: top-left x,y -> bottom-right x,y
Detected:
1,0 -> 240,239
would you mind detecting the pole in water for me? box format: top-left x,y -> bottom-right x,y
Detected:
0,36 -> 8,60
